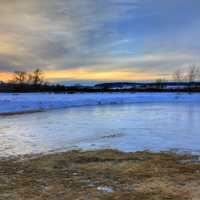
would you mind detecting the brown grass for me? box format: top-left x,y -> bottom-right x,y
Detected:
1,149 -> 200,200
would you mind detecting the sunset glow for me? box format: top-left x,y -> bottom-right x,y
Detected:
0,69 -> 160,83
44,69 -> 160,81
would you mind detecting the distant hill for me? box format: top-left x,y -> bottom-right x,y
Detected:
95,81 -> 200,89
95,82 -> 142,88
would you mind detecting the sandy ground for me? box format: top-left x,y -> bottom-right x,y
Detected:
1,149 -> 200,200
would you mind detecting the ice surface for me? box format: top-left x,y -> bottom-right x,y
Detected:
1,94 -> 200,157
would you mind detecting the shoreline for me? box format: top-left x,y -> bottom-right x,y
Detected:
1,149 -> 200,200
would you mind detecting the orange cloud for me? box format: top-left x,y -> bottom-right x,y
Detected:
0,71 -> 13,82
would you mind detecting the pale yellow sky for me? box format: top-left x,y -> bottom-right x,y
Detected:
44,69 -> 160,81
0,69 -> 160,83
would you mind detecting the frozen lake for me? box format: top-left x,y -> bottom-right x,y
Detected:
1,99 -> 200,157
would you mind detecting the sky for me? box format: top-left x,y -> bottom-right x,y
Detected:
0,0 -> 200,84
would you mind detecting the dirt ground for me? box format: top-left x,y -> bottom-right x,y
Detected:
1,149 -> 200,200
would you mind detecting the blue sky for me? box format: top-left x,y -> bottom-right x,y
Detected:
0,0 -> 200,83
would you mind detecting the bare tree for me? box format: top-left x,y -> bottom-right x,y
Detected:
30,69 -> 44,85
186,65 -> 200,83
173,69 -> 184,82
13,71 -> 27,84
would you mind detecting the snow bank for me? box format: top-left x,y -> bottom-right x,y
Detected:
0,92 -> 200,114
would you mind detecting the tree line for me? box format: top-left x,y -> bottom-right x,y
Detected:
173,65 -> 200,83
11,69 -> 44,85
0,69 -> 68,93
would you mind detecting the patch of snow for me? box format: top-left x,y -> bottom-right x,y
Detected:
0,92 -> 200,114
97,186 -> 113,193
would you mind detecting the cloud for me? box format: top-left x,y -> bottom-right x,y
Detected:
0,0 -> 200,81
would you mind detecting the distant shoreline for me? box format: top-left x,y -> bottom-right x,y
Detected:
1,81 -> 200,93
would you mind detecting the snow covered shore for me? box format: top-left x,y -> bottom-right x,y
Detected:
0,92 -> 200,115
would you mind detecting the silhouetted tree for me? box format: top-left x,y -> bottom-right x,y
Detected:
186,65 -> 200,84
13,71 -> 27,84
30,69 -> 44,85
173,69 -> 184,82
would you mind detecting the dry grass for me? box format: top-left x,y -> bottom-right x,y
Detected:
1,149 -> 200,200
